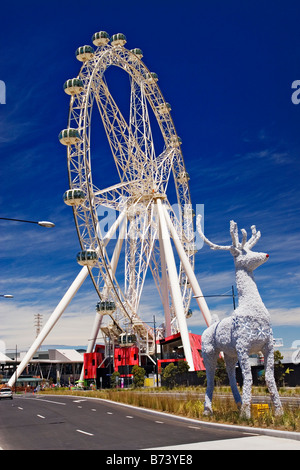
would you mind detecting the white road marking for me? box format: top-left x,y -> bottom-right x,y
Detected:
188,425 -> 201,430
18,407 -> 23,410
30,397 -> 66,406
76,429 -> 94,436
37,414 -> 45,419
107,411 -> 113,415
155,421 -> 164,424
126,415 -> 134,419
91,409 -> 96,411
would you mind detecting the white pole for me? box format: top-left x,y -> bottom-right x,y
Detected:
156,198 -> 195,371
162,205 -> 212,327
83,209 -> 128,357
158,212 -> 172,337
8,266 -> 89,388
79,216 -> 127,380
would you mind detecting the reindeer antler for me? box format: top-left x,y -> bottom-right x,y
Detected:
244,225 -> 261,250
196,215 -> 262,254
196,215 -> 232,251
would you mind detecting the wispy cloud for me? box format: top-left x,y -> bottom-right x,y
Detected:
0,278 -> 99,350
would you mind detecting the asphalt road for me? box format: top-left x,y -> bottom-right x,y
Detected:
0,394 -> 299,451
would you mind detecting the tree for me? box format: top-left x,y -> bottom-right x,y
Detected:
215,358 -> 228,386
257,350 -> 285,387
110,371 -> 120,388
177,360 -> 190,374
176,360 -> 190,386
196,370 -> 206,386
162,363 -> 178,389
132,365 -> 145,388
274,350 -> 285,386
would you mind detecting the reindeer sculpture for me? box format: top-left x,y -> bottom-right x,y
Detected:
196,215 -> 283,418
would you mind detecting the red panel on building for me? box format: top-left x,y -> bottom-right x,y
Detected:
83,346 -> 105,380
158,332 -> 205,371
189,333 -> 205,371
114,346 -> 139,377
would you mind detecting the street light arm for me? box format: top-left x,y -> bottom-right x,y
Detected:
0,217 -> 55,227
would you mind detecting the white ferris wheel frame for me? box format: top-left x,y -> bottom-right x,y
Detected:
9,34 -> 211,387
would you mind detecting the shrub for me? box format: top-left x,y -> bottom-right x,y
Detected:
132,365 -> 146,388
110,371 -> 120,388
161,363 -> 178,389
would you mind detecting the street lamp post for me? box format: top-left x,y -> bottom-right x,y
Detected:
144,315 -> 159,387
1,215 -> 54,389
153,315 -> 159,388
15,345 -> 17,394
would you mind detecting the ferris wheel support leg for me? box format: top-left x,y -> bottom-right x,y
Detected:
79,217 -> 127,380
158,218 -> 172,337
79,313 -> 103,382
162,205 -> 212,327
8,266 -> 89,388
156,198 -> 195,371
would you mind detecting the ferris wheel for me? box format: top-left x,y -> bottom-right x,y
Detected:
59,31 -> 211,369
9,32 -> 211,387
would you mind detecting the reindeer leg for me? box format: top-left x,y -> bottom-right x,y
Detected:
262,341 -> 283,416
224,353 -> 242,409
237,348 -> 252,419
202,350 -> 218,415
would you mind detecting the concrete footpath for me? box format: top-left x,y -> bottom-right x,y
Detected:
148,434 -> 300,450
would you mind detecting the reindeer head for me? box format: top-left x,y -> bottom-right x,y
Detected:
196,215 -> 269,272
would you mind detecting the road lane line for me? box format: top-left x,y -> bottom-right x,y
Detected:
37,414 -> 46,419
76,429 -> 94,436
27,397 -> 66,406
18,407 -> 23,410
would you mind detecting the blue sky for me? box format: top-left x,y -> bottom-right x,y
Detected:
0,1 -> 299,361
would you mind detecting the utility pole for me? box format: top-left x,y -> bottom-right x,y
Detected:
34,313 -> 43,337
153,315 -> 159,387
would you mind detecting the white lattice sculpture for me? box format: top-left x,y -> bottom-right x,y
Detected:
197,216 -> 283,418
